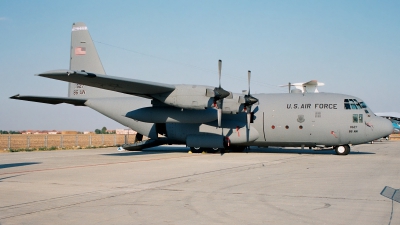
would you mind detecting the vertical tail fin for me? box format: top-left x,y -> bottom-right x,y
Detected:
68,22 -> 124,98
70,22 -> 105,74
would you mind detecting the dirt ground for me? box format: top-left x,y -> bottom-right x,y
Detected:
0,134 -> 139,151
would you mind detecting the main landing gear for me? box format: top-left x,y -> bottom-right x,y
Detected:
189,147 -> 219,154
189,146 -> 246,154
334,145 -> 350,155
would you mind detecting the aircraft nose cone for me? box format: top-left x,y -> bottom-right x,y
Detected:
373,116 -> 393,138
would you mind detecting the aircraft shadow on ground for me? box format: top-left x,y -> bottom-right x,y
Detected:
102,146 -> 190,156
102,146 -> 374,156
250,147 -> 375,155
0,174 -> 25,182
0,162 -> 42,169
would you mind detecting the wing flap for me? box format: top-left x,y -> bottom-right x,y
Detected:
37,70 -> 176,96
10,94 -> 87,106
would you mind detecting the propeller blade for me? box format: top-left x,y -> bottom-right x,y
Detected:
246,104 -> 252,129
218,60 -> 222,88
248,70 -> 251,95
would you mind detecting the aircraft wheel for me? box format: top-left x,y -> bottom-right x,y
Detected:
334,145 -> 350,155
206,148 -> 219,153
190,147 -> 202,153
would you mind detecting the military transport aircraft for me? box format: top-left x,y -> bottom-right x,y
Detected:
10,22 -> 393,155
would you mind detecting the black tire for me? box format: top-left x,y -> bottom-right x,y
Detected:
190,147 -> 202,153
334,145 -> 350,155
206,148 -> 219,154
190,147 -> 220,153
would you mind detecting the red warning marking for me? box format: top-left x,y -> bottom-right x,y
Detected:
225,136 -> 230,146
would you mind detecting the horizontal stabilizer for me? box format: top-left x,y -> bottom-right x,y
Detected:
38,70 -> 176,97
10,94 -> 87,106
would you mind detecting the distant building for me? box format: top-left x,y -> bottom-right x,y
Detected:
21,130 -> 58,134
21,130 -> 33,134
115,129 -> 137,135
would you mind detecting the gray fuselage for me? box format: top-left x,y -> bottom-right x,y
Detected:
85,92 -> 393,149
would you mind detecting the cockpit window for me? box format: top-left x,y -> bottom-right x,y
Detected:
344,99 -> 351,110
351,100 -> 358,110
344,99 -> 364,110
359,102 -> 371,114
359,102 -> 367,108
354,100 -> 362,109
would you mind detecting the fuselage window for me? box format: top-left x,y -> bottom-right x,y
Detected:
358,114 -> 363,123
353,114 -> 359,123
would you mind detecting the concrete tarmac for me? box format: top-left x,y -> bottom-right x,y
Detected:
0,141 -> 399,225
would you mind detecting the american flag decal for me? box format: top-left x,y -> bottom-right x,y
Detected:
75,47 -> 86,55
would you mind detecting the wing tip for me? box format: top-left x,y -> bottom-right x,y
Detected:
10,94 -> 20,99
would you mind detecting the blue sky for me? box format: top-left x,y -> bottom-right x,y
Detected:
1,0 -> 399,131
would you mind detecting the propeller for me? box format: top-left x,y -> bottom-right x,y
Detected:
244,70 -> 258,129
213,60 -> 230,127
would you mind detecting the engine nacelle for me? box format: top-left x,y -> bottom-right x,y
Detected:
151,84 -> 213,110
151,84 -> 244,114
184,121 -> 260,148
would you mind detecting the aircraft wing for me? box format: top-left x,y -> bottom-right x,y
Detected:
375,112 -> 400,119
303,80 -> 318,86
10,94 -> 87,106
37,70 -> 176,97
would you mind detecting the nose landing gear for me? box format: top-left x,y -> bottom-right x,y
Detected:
334,145 -> 350,155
